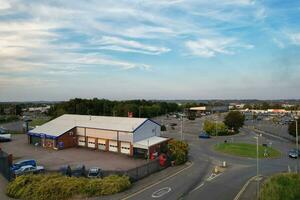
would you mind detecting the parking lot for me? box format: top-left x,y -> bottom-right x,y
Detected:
0,134 -> 147,171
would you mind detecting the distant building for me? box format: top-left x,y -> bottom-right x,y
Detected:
189,105 -> 229,117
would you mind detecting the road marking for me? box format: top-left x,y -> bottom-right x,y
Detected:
190,182 -> 205,192
233,175 -> 257,200
121,162 -> 194,200
151,187 -> 172,198
206,173 -> 221,181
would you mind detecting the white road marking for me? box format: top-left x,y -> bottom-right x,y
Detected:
191,182 -> 205,192
121,162 -> 194,200
151,187 -> 172,198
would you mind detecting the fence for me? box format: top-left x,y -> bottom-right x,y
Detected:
0,149 -> 13,181
102,158 -> 170,182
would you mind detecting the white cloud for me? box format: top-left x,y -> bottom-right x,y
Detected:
93,36 -> 170,55
185,38 -> 236,57
287,32 -> 300,45
185,38 -> 253,57
0,0 -> 10,10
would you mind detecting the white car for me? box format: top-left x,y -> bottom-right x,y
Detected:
14,165 -> 45,176
0,128 -> 11,142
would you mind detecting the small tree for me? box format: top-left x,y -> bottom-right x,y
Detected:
167,140 -> 189,165
203,120 -> 228,136
224,111 -> 245,132
288,120 -> 299,137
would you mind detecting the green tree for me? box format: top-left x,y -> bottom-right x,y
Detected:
203,120 -> 228,136
224,111 -> 245,132
167,140 -> 189,165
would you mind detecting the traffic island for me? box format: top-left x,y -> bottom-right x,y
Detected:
214,143 -> 281,159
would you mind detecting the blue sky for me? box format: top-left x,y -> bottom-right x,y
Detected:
1,0 -> 300,101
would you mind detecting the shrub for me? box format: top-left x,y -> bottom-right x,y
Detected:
203,120 -> 229,136
260,173 -> 300,200
167,140 -> 189,165
6,174 -> 131,200
161,125 -> 167,131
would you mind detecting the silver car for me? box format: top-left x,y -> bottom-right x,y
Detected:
14,165 -> 44,176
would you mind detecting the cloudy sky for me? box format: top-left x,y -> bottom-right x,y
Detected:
1,0 -> 300,101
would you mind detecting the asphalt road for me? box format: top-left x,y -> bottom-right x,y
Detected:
125,115 -> 298,200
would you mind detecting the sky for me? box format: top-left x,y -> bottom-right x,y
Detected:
0,0 -> 300,101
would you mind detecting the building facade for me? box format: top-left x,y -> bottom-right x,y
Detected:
27,114 -> 168,157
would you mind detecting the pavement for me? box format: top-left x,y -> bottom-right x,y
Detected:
0,175 -> 11,200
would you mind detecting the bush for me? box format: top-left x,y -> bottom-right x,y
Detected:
6,174 -> 131,200
203,120 -> 229,136
161,125 -> 167,131
260,173 -> 300,200
167,140 -> 189,165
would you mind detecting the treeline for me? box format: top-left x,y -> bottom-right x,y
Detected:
243,102 -> 300,110
48,98 -> 181,118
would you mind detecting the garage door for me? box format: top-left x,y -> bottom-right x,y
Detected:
120,142 -> 131,155
109,140 -> 118,152
87,138 -> 96,148
78,136 -> 86,146
98,139 -> 106,151
31,136 -> 41,146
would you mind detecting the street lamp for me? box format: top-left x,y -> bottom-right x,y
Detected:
295,116 -> 299,173
254,134 -> 262,199
180,115 -> 184,140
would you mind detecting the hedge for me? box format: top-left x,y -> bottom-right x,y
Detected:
6,174 -> 131,200
260,173 -> 300,200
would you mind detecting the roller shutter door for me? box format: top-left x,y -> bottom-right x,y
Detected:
98,139 -> 106,150
87,138 -> 96,148
109,140 -> 118,152
78,136 -> 86,146
120,142 -> 131,155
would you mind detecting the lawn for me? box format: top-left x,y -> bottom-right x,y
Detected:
214,143 -> 281,158
29,117 -> 51,127
260,173 -> 300,200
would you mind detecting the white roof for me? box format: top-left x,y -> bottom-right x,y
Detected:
29,114 -> 151,137
133,136 -> 169,149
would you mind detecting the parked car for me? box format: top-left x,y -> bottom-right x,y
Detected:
288,149 -> 300,159
14,165 -> 44,176
72,165 -> 86,177
60,165 -> 72,176
199,132 -> 210,139
11,159 -> 37,171
87,167 -> 102,178
0,128 -> 11,142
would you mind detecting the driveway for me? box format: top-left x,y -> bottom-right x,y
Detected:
1,134 -> 147,171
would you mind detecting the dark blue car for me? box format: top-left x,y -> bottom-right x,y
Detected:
11,159 -> 37,172
199,132 -> 210,139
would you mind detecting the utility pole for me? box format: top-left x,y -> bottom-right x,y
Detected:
254,134 -> 261,200
181,115 -> 183,140
296,116 -> 299,173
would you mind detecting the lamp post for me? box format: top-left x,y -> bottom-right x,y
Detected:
254,134 -> 262,199
295,116 -> 299,173
181,115 -> 184,140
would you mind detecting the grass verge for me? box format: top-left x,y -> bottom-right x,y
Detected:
214,143 -> 281,158
260,173 -> 300,200
6,174 -> 131,200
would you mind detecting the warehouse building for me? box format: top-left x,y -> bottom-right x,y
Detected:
27,114 -> 169,157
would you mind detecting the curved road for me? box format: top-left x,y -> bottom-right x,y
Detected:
124,126 -> 298,200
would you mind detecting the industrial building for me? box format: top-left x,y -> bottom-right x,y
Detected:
27,114 -> 169,157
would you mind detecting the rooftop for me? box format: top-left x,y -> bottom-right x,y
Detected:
29,114 -> 152,137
